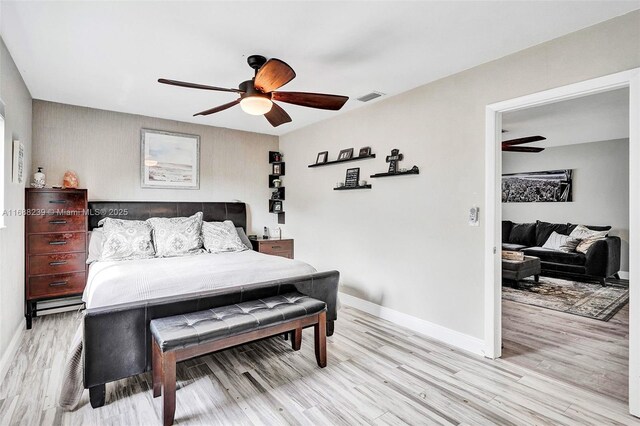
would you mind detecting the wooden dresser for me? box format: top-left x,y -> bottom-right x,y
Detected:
25,188 -> 88,329
250,238 -> 294,259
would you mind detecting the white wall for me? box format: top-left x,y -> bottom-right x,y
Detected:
32,101 -> 279,234
279,11 -> 640,340
0,38 -> 32,374
503,139 -> 630,272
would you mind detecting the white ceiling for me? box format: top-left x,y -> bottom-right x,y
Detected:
502,88 -> 630,149
2,1 -> 638,136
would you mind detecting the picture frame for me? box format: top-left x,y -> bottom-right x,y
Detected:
12,140 -> 24,184
358,146 -> 371,157
272,200 -> 283,212
272,163 -> 282,175
338,148 -> 354,160
316,151 -> 328,164
141,129 -> 200,189
345,167 -> 360,188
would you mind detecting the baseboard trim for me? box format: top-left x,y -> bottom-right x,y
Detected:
339,292 -> 485,356
619,271 -> 630,280
0,320 -> 25,383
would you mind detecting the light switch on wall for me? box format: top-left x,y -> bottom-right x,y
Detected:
469,207 -> 480,226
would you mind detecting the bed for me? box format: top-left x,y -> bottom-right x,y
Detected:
61,201 -> 339,409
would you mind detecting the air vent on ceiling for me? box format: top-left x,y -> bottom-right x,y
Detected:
357,91 -> 385,102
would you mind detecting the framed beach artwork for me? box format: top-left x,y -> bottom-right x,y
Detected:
141,129 -> 200,189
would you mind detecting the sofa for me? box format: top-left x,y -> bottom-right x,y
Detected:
502,220 -> 621,285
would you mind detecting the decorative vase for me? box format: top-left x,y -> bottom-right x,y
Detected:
273,179 -> 282,188
32,167 -> 46,188
63,170 -> 79,189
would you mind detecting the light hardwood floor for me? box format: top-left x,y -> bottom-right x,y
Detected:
0,305 -> 638,425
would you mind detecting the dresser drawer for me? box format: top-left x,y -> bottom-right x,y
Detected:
29,252 -> 86,276
27,214 -> 86,233
28,272 -> 86,299
28,232 -> 86,255
27,190 -> 86,212
255,239 -> 293,258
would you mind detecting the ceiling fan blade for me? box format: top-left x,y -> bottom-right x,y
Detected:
502,135 -> 546,146
159,78 -> 243,93
503,146 -> 545,153
254,59 -> 296,93
272,91 -> 349,110
264,102 -> 292,127
193,99 -> 240,116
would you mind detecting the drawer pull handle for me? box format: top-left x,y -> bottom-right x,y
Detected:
49,241 -> 68,245
271,246 -> 281,249
49,220 -> 68,225
49,281 -> 68,287
49,200 -> 68,204
49,261 -> 68,266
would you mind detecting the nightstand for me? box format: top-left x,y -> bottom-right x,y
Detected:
251,238 -> 294,259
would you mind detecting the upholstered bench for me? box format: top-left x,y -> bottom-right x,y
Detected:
150,292 -> 327,426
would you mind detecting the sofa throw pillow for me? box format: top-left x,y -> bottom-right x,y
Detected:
202,221 -> 248,253
147,212 -> 204,257
508,222 -> 536,246
535,221 -> 569,247
98,218 -> 155,261
542,231 -> 582,253
570,224 -> 609,254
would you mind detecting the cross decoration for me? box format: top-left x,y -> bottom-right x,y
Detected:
386,149 -> 403,174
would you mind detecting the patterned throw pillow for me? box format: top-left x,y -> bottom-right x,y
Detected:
570,225 -> 609,254
147,212 -> 204,257
98,218 -> 155,261
202,221 -> 248,253
542,231 -> 582,253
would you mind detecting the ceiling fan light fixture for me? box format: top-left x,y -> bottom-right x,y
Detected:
240,96 -> 273,115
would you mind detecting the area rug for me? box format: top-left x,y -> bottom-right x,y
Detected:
502,276 -> 629,321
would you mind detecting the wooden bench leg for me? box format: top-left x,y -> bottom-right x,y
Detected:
292,328 -> 302,351
162,351 -> 177,426
314,311 -> 327,368
152,339 -> 162,398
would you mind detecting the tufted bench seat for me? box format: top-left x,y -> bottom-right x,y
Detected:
150,292 -> 327,426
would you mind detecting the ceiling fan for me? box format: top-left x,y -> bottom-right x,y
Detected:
158,55 -> 349,127
502,134 -> 546,153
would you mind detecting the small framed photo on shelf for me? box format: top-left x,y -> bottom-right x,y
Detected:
316,151 -> 328,164
345,167 -> 360,188
338,148 -> 354,160
358,146 -> 371,157
272,163 -> 282,175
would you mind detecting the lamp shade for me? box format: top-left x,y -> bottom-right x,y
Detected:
240,96 -> 273,115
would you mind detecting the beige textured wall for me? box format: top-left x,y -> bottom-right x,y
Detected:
32,101 -> 279,234
279,11 -> 640,338
0,38 -> 32,366
503,139 -> 630,272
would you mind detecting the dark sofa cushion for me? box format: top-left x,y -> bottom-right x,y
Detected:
502,243 -> 528,252
508,222 -> 536,246
522,247 -> 586,266
567,223 -> 612,234
535,221 -> 569,247
502,221 -> 513,243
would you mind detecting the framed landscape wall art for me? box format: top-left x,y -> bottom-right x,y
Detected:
12,140 -> 24,184
141,129 -> 200,189
502,169 -> 572,203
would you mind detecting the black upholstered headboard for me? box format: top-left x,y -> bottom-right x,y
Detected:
87,201 -> 246,231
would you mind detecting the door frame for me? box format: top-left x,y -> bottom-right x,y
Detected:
483,68 -> 640,415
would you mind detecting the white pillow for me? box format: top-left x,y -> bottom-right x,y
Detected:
202,221 -> 248,253
87,228 -> 104,264
542,231 -> 581,253
570,225 -> 609,254
147,212 -> 204,258
99,218 -> 155,261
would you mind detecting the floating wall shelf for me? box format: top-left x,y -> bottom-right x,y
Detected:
308,154 -> 376,168
370,168 -> 419,178
333,185 -> 372,191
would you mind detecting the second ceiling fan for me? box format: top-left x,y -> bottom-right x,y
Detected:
159,55 -> 349,127
502,135 -> 546,153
